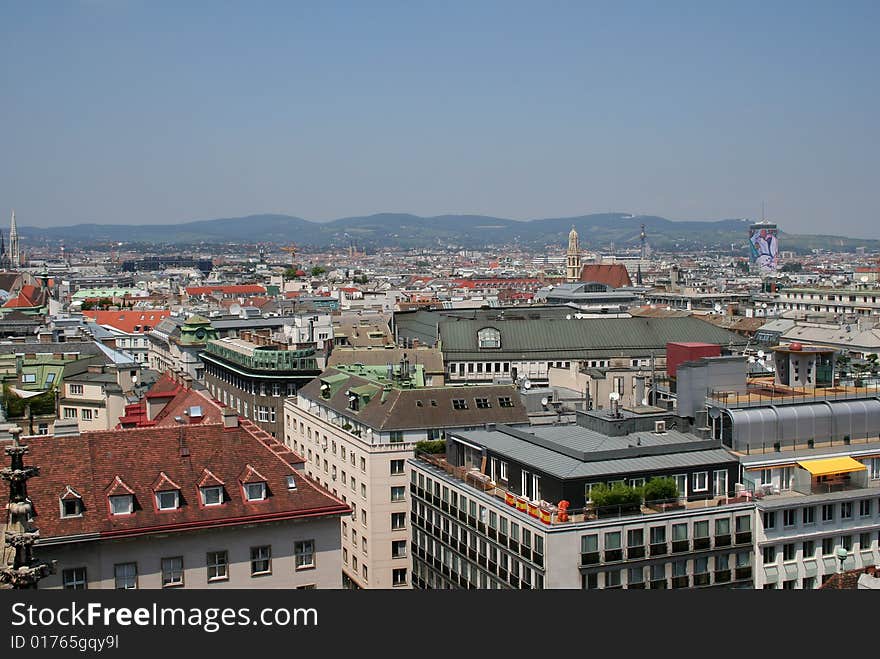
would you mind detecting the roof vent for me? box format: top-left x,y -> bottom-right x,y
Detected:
654,420 -> 667,434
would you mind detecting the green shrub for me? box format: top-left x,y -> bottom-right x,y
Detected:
590,482 -> 643,509
643,477 -> 679,502
415,440 -> 446,454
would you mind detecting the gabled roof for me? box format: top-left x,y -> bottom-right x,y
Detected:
151,471 -> 182,492
105,476 -> 135,496
59,486 -> 81,501
238,464 -> 268,484
82,310 -> 171,334
198,468 -> 225,488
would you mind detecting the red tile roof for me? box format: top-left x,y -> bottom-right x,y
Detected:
24,420 -> 349,542
579,264 -> 633,288
83,310 -> 171,334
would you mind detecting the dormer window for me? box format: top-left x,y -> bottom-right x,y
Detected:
240,464 -> 268,501
201,486 -> 223,506
106,476 -> 135,515
156,490 -> 179,510
286,475 -> 297,490
59,486 -> 83,518
109,495 -> 133,515
244,482 -> 266,501
477,327 -> 501,349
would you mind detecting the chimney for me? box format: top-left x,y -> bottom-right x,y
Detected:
222,408 -> 239,429
101,337 -> 117,350
182,373 -> 193,389
38,331 -> 53,344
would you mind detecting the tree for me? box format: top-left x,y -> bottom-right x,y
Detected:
781,261 -> 803,273
310,265 -> 327,278
735,260 -> 750,274
643,477 -> 679,502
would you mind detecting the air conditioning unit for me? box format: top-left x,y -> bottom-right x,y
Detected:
654,420 -> 667,434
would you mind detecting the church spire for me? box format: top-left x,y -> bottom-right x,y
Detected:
9,210 -> 20,269
566,226 -> 582,283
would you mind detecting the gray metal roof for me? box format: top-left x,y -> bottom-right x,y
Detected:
739,440 -> 880,466
439,315 -> 748,360
452,425 -> 736,480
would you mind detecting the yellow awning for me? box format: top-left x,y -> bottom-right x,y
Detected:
796,456 -> 867,476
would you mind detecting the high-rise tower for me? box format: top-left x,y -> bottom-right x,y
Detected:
566,226 -> 582,282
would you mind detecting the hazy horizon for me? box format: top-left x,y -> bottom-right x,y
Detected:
2,2 -> 878,238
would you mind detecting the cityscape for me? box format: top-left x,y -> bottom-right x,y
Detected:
1,3 -> 879,600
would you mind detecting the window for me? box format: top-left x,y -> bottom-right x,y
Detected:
243,482 -> 266,502
822,537 -> 835,555
841,535 -> 853,552
391,486 -> 405,501
841,501 -> 853,519
475,398 -> 491,409
294,540 -> 315,570
21,373 -> 36,383
389,431 -> 404,443
822,504 -> 834,522
802,540 -> 815,558
109,495 -> 133,515
361,483 -> 367,499
860,532 -> 871,550
867,457 -> 880,480
62,567 -> 87,590
286,475 -> 297,490
763,511 -> 776,530
393,568 -> 407,586
114,563 -> 138,590
251,546 -> 271,575
802,506 -> 816,525
156,490 -> 179,511
81,408 -> 94,421
201,486 -> 223,506
63,408 -> 78,419
859,499 -> 872,517
391,512 -> 406,530
392,540 -> 407,559
61,497 -> 83,518
452,399 -> 468,410
605,569 -> 622,588
477,327 -> 501,349
161,557 -> 184,587
69,384 -> 83,395
498,397 -> 514,408
693,471 -> 708,492
360,457 -> 366,472
783,543 -> 796,562
782,509 -> 796,527
390,459 -> 405,475
207,551 -> 228,582
763,546 -> 777,564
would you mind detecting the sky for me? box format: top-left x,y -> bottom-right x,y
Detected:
1,1 -> 878,237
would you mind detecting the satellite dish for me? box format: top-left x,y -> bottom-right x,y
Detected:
609,391 -> 620,401
523,379 -> 532,390
229,303 -> 242,316
565,314 -> 572,320
540,397 -> 549,406
714,303 -> 722,313
860,275 -> 869,283
757,350 -> 765,359
748,356 -> 756,363
708,407 -> 721,419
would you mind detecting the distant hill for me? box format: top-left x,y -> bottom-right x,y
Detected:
17,212 -> 880,254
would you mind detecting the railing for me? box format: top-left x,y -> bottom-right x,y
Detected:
708,381 -> 880,409
414,451 -> 749,526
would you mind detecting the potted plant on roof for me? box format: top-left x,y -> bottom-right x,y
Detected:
590,482 -> 643,518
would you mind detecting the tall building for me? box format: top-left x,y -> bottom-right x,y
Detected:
409,422 -> 755,590
566,226 -> 582,283
284,362 -> 529,589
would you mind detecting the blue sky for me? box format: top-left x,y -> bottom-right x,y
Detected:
1,1 -> 878,237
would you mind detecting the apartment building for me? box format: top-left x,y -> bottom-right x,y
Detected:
148,314 -> 219,380
409,422 -> 755,589
202,331 -> 320,437
14,393 -> 350,590
773,287 -> 880,316
284,362 -> 529,589
58,363 -> 139,431
743,446 -> 880,589
82,310 -> 171,364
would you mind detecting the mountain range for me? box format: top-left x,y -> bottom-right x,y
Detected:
17,213 -> 879,254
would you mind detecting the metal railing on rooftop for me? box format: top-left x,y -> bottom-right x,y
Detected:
708,381 -> 880,409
